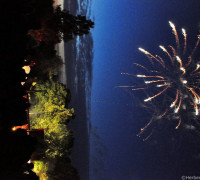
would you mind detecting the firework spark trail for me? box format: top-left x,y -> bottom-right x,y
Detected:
186,86 -> 200,103
144,86 -> 169,102
182,28 -> 187,54
155,55 -> 166,68
168,45 -> 176,61
136,75 -> 165,79
175,118 -> 182,129
191,63 -> 200,74
120,21 -> 200,139
122,73 -> 166,80
133,63 -> 149,71
176,56 -> 183,68
121,72 -> 135,76
195,102 -> 199,115
191,98 -> 199,116
174,96 -> 182,113
156,83 -> 168,87
138,48 -> 164,67
137,117 -> 153,136
132,88 -> 147,90
160,109 -> 168,118
143,131 -> 153,141
169,21 -> 180,50
195,63 -> 200,71
159,45 -> 173,62
191,35 -> 200,57
170,90 -> 179,108
186,56 -> 192,67
144,80 -> 166,84
176,56 -> 186,74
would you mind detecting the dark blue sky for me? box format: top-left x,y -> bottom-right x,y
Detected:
90,1 -> 200,179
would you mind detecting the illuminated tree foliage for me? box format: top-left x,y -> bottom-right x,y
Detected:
32,160 -> 48,179
31,80 -> 74,158
30,80 -> 79,179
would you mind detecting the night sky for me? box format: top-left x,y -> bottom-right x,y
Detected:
90,1 -> 200,179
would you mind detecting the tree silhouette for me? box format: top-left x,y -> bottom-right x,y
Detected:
54,5 -> 94,41
29,5 -> 94,44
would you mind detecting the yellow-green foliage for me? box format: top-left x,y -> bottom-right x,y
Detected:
30,80 -> 74,158
33,160 -> 48,180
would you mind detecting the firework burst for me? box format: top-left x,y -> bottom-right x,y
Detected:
119,21 -> 200,140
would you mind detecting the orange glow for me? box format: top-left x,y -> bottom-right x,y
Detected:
12,124 -> 29,131
23,95 -> 28,99
22,66 -> 31,74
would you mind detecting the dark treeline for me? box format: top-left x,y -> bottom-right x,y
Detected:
0,0 -> 94,179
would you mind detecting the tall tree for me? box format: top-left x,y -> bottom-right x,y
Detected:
31,80 -> 74,158
28,5 -> 94,44
31,80 -> 77,179
54,5 -> 94,41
